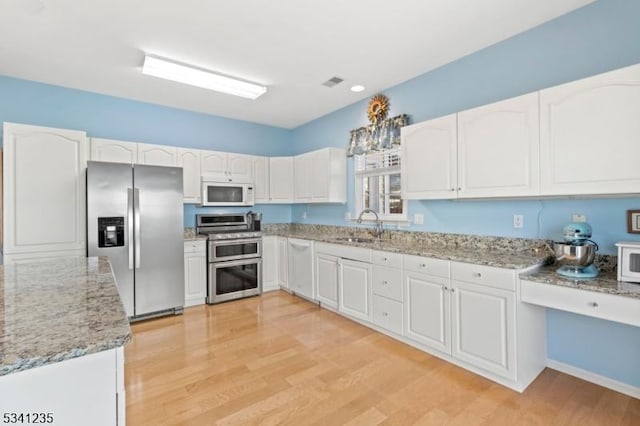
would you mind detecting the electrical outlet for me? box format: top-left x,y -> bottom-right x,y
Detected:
414,213 -> 424,225
344,212 -> 351,220
513,214 -> 524,229
572,214 -> 587,223
302,211 -> 307,220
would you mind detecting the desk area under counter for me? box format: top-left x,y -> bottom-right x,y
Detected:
519,266 -> 640,327
0,256 -> 131,426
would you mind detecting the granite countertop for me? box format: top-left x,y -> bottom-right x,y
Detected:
184,228 -> 207,241
0,256 -> 132,377
265,228 -> 552,270
520,266 -> 640,299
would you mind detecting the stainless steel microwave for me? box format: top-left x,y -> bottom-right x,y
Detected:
201,179 -> 255,207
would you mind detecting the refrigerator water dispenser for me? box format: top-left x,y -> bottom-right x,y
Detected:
98,217 -> 125,247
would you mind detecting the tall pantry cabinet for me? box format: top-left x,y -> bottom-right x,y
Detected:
3,123 -> 87,259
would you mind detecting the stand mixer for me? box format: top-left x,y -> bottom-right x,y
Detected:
553,222 -> 599,279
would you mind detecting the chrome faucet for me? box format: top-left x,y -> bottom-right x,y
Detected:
356,208 -> 384,239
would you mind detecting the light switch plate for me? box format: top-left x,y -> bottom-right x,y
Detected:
414,213 -> 424,225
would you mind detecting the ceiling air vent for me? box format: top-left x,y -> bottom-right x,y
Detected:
322,76 -> 344,88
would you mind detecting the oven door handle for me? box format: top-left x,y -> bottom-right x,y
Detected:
212,258 -> 262,268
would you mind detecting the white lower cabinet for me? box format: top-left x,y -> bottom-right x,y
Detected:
288,238 -> 314,300
339,258 -> 372,321
0,348 -> 124,426
184,240 -> 206,307
262,236 -> 279,292
277,237 -> 289,289
372,294 -> 403,335
451,279 -> 515,380
315,253 -> 339,309
404,272 -> 451,354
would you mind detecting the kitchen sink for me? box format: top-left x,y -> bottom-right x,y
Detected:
333,236 -> 376,243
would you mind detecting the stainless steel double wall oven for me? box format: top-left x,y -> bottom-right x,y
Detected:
196,213 -> 262,304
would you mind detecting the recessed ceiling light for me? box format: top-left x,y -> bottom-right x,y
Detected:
350,85 -> 365,92
142,55 -> 267,100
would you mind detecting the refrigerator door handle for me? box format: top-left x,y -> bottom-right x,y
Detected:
134,188 -> 141,269
127,188 -> 134,270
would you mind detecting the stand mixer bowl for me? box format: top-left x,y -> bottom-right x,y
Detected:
553,242 -> 597,266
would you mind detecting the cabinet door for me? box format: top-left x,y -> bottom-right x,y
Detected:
457,93 -> 540,198
269,157 -> 294,203
262,236 -> 278,291
540,63 -> 640,195
227,153 -> 254,182
177,148 -> 201,204
253,156 -> 270,203
451,280 -> 515,380
288,239 -> 314,299
277,237 -> 289,288
90,137 -> 137,164
339,258 -> 372,321
201,150 -> 228,179
311,149 -> 330,201
401,114 -> 457,199
316,253 -> 339,309
294,153 -> 313,202
184,244 -> 206,307
404,272 -> 450,354
137,143 -> 178,166
3,123 -> 86,255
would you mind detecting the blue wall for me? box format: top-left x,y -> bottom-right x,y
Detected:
0,76 -> 294,225
290,0 -> 640,388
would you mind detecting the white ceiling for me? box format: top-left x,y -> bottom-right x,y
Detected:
0,0 -> 594,129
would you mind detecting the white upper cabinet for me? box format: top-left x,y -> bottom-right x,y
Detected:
177,148 -> 202,204
294,148 -> 346,204
294,152 -> 313,202
201,150 -> 254,182
90,137 -> 137,164
269,157 -> 294,203
401,114 -> 458,199
3,123 -> 87,256
457,92 -> 540,198
253,156 -> 270,204
137,142 -> 178,166
540,63 -> 640,195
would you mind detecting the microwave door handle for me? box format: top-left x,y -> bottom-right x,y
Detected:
127,188 -> 134,270
134,188 -> 141,269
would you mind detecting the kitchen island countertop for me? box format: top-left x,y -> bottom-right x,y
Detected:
0,256 -> 131,376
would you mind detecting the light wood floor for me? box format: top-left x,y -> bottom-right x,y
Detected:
125,291 -> 639,425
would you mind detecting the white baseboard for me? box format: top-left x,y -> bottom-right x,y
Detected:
546,359 -> 640,399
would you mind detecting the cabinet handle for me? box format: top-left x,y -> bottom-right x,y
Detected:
473,272 -> 482,278
443,286 -> 448,291
450,188 -> 455,192
590,302 -> 598,307
420,263 -> 426,268
458,187 -> 461,191
450,288 -> 455,293
382,312 -> 388,317
383,257 -> 387,261
383,280 -> 388,285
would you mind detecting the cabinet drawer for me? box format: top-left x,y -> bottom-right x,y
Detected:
403,255 -> 449,278
451,262 -> 515,291
372,295 -> 403,335
521,280 -> 640,327
316,242 -> 371,263
372,265 -> 403,302
184,240 -> 206,254
371,250 -> 402,269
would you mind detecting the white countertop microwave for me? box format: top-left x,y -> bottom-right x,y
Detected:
616,241 -> 640,283
201,178 -> 255,207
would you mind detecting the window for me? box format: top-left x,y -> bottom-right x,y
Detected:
354,148 -> 407,221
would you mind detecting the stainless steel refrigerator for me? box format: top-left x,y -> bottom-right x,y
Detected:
87,161 -> 184,319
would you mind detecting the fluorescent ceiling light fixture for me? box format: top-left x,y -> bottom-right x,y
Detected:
142,55 -> 267,100
350,85 -> 365,92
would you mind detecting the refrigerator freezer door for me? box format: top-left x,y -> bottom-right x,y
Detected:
133,164 -> 184,316
87,161 -> 135,316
